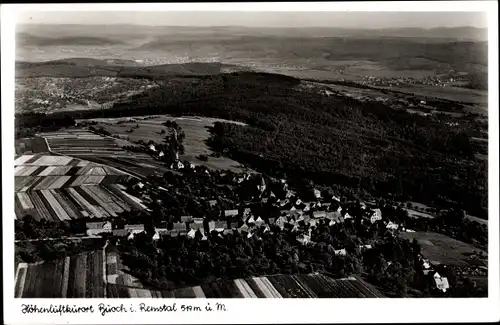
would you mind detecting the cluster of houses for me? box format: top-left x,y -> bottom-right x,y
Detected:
418,255 -> 451,293
86,177 -> 412,257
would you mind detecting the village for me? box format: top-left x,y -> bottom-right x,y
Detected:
83,148 -> 454,294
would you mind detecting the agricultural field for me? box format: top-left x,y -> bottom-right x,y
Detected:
15,249 -> 106,298
39,129 -> 171,178
14,154 -> 146,221
107,274 -> 385,298
399,231 -> 487,267
376,84 -> 488,106
82,115 -> 248,172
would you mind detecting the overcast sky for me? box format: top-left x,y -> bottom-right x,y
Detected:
17,11 -> 488,29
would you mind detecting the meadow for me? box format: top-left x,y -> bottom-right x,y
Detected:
85,115 -> 248,172
399,231 -> 487,267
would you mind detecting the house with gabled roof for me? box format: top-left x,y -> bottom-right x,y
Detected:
193,217 -> 204,224
208,199 -> 218,207
208,220 -> 227,232
268,217 -> 276,225
238,223 -> 249,233
255,216 -> 265,227
186,228 -> 197,239
86,221 -> 112,236
344,213 -> 353,220
247,215 -> 256,224
172,222 -> 187,232
189,222 -> 204,231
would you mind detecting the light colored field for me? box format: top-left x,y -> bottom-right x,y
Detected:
378,84 -> 487,105
84,115 -> 248,172
399,231 -> 487,267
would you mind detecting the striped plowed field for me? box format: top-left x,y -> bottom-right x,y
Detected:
14,185 -> 144,221
15,250 -> 106,298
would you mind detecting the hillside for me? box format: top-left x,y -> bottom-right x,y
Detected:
34,71 -> 486,219
136,36 -> 487,74
16,33 -> 126,47
15,59 -> 247,78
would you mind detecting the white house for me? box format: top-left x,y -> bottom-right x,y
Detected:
149,144 -> 156,152
255,216 -> 264,227
370,209 -> 383,224
225,209 -> 239,218
334,248 -> 347,256
344,213 -> 353,220
314,189 -> 322,199
86,221 -> 112,236
186,228 -> 196,239
158,151 -> 165,157
386,221 -> 399,230
433,273 -> 450,292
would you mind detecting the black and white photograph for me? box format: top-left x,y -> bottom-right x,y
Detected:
2,2 -> 499,324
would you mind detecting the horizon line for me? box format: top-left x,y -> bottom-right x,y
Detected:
16,23 -> 487,30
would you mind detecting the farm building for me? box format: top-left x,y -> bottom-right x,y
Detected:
86,221 -> 112,236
